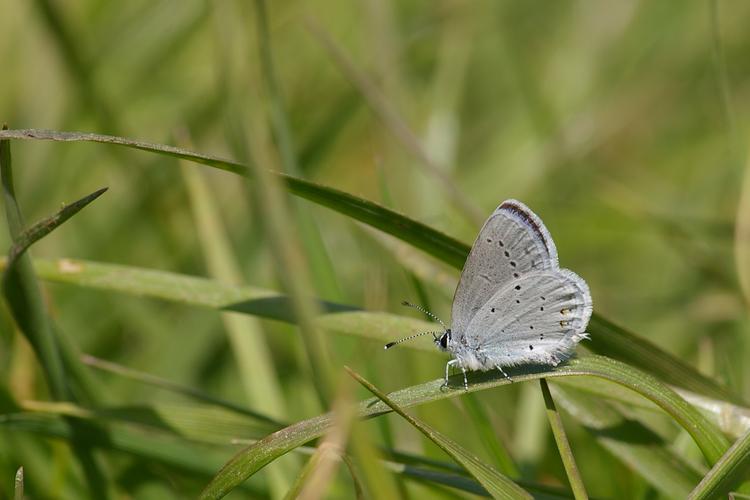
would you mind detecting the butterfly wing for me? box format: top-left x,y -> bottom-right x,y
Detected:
451,199 -> 559,338
463,269 -> 592,367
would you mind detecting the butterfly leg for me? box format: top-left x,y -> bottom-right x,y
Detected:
459,361 -> 469,391
494,364 -> 513,383
442,360 -> 454,389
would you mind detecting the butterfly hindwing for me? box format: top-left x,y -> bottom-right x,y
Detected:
463,269 -> 592,367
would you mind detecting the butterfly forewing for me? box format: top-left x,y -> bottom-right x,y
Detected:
451,200 -> 559,337
464,269 -> 592,366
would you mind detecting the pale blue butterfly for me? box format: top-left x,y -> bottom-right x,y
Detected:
386,200 -> 592,389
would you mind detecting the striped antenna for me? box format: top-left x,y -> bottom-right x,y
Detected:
401,301 -> 447,330
384,331 -> 442,350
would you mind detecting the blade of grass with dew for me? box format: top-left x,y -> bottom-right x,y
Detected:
551,384 -> 701,498
199,355 -> 729,497
539,379 -> 587,499
345,367 -> 532,500
688,425 -> 750,500
181,159 -> 296,496
0,129 -> 739,403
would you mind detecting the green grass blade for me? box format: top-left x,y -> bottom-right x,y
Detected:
539,379 -> 587,499
5,187 -> 107,270
1,135 -> 113,496
551,384 -> 700,498
81,354 -> 283,426
198,355 -> 727,498
0,412 -> 264,495
14,466 -> 23,500
20,399 -> 277,445
461,392 -> 521,477
345,367 -> 532,500
0,129 -> 469,269
181,157 -> 296,496
0,129 -> 738,403
689,425 -> 750,500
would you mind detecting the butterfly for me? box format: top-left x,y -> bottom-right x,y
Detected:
386,200 -> 592,389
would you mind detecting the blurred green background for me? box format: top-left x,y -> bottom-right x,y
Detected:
1,0 -> 749,498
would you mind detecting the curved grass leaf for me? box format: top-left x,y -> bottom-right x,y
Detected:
689,425 -> 750,500
345,367 -> 531,500
0,129 -> 468,268
199,355 -> 728,497
0,128 -> 737,405
551,384 -> 701,498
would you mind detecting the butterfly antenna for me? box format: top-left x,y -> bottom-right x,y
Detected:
401,301 -> 447,330
384,331 -> 442,350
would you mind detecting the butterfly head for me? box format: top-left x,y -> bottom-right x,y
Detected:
435,329 -> 451,351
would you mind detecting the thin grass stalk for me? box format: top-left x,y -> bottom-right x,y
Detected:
689,425 -> 750,499
181,156 -> 295,497
539,379 -> 588,500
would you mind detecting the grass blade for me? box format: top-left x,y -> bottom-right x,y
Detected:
0,129 -> 469,268
551,384 -> 700,498
689,425 -> 750,500
80,354 -> 282,426
14,466 -> 23,500
345,367 -> 532,500
539,379 -> 587,499
198,355 -> 727,498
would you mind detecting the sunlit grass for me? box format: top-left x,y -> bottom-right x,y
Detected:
2,1 -> 750,498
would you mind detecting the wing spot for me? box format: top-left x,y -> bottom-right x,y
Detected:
529,345 -> 534,350
540,334 -> 544,340
486,238 -> 492,243
513,272 -> 519,278
541,296 -> 546,300
504,250 -> 510,258
510,261 -> 517,267
561,308 -> 569,315
499,240 -> 505,247
529,325 -> 534,330
515,299 -> 520,304
515,285 -> 521,290
491,307 -> 496,313
540,306 -> 544,311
